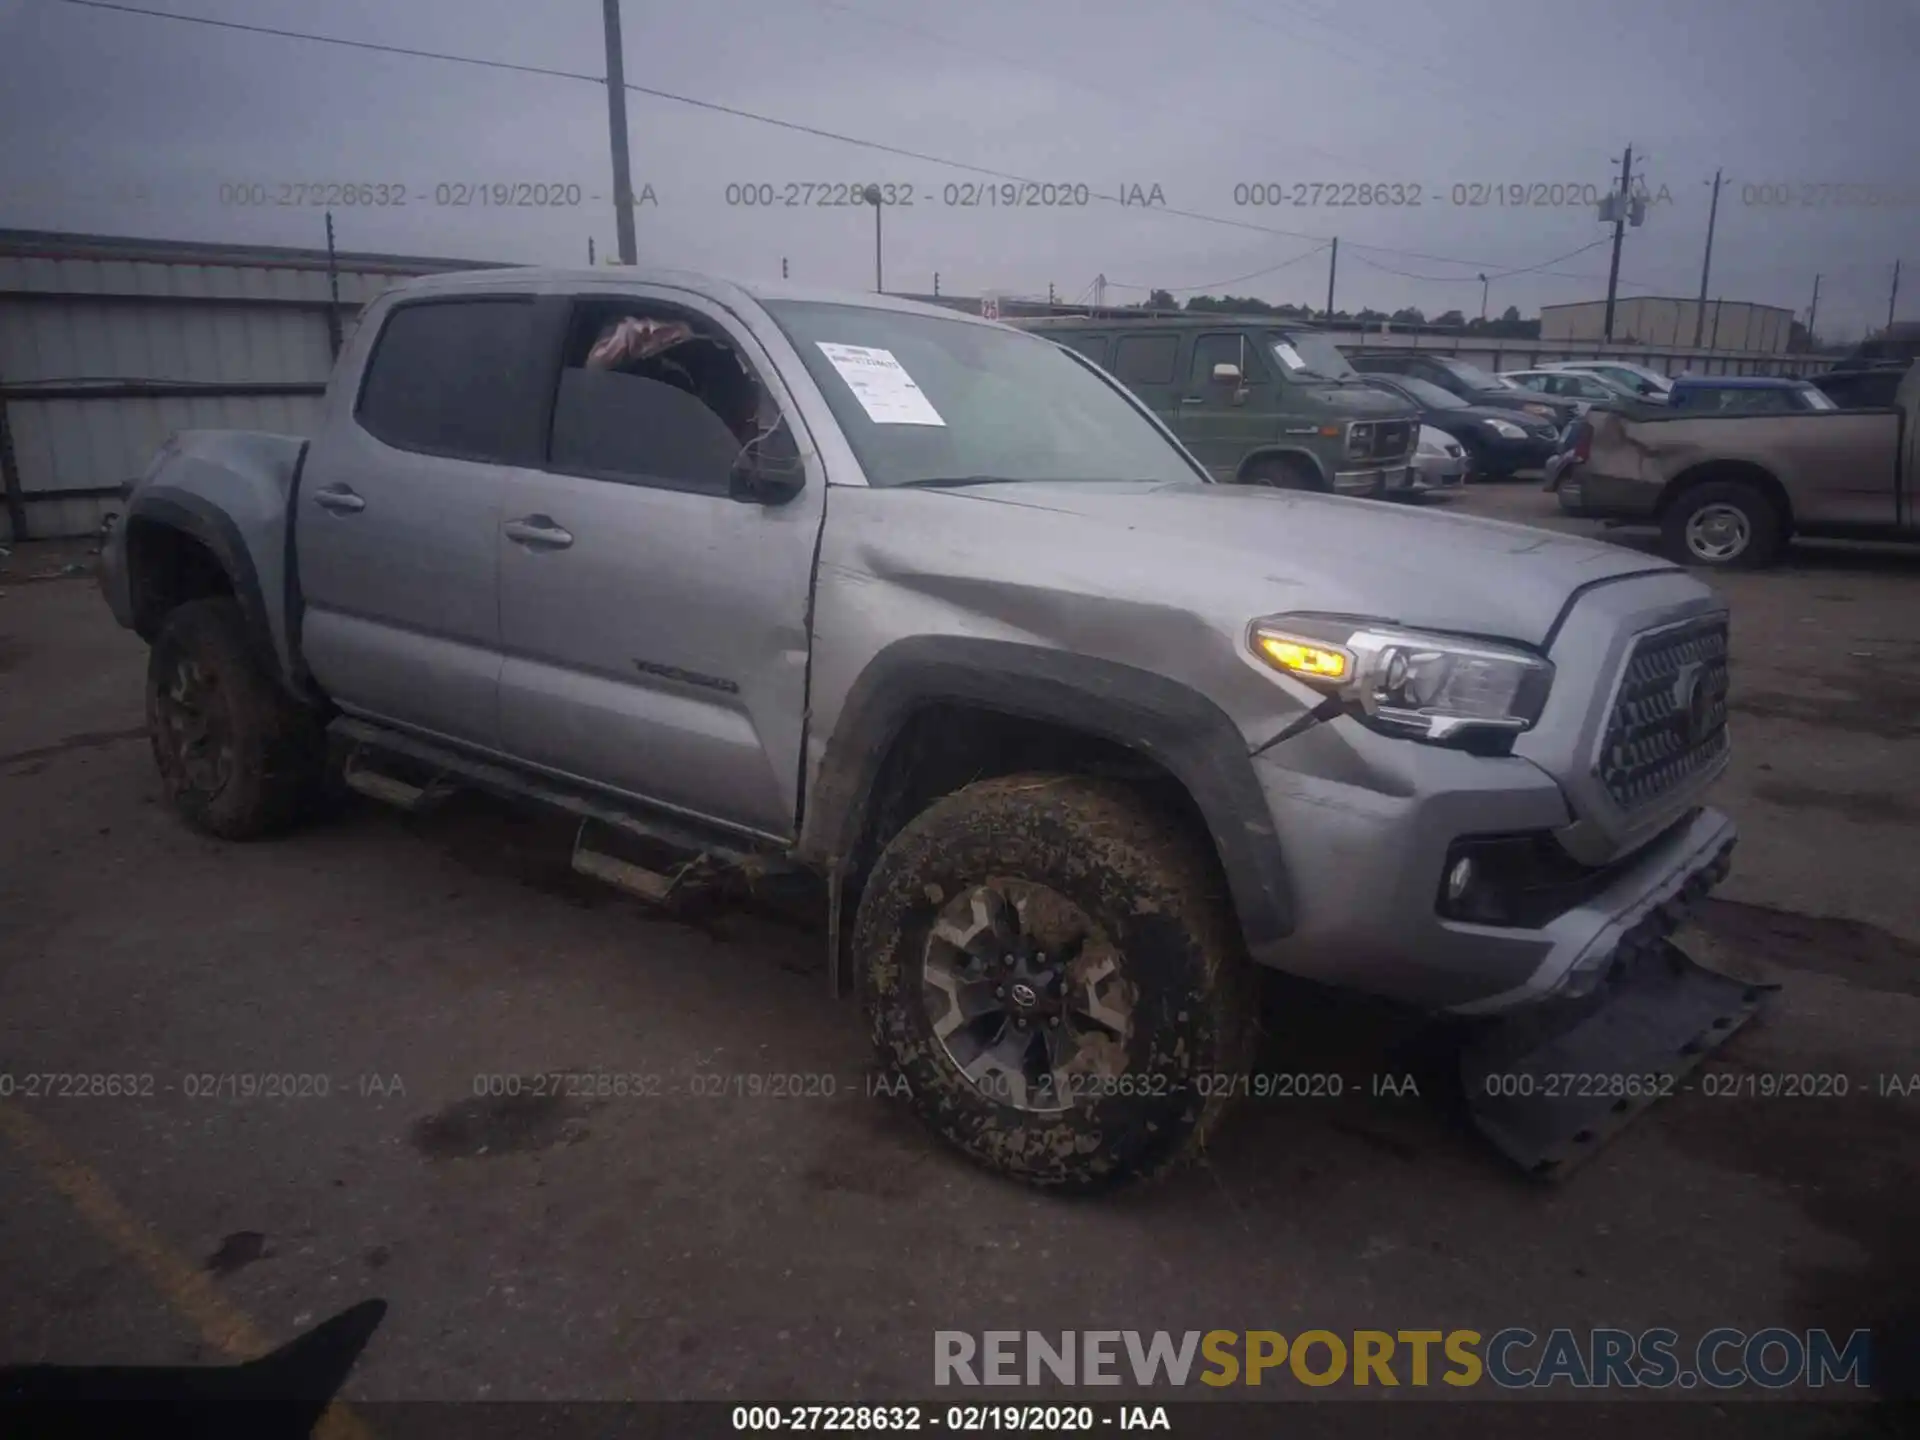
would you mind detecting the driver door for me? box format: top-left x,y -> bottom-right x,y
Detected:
1176,332 -> 1272,479
493,291 -> 826,840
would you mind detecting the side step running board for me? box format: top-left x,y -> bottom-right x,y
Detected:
571,819 -> 696,906
339,748 -> 454,813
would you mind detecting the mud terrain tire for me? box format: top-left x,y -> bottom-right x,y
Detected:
855,774 -> 1256,1191
147,597 -> 326,840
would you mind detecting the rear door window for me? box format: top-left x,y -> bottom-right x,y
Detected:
1055,333 -> 1109,367
1112,333 -> 1180,386
355,296 -> 541,463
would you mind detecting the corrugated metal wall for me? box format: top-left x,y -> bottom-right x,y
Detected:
1539,296 -> 1797,354
0,231 -> 503,540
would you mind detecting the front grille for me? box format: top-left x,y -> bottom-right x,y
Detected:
1597,618 -> 1730,809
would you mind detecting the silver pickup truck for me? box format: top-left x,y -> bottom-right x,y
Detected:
100,267 -> 1757,1188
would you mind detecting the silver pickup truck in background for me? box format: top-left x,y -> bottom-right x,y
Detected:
100,267 -> 1761,1188
1557,361 -> 1920,568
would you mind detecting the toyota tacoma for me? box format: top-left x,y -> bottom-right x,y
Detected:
100,267 -> 1759,1189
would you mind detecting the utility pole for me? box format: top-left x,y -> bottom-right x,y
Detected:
323,210 -> 342,359
781,256 -> 789,279
1602,145 -> 1634,343
933,272 -> 940,297
1324,237 -> 1338,321
1890,260 -> 1903,329
588,236 -> 596,265
861,185 -> 884,292
1477,272 -> 1488,323
1048,282 -> 1056,305
1806,273 -> 1820,350
1693,168 -> 1723,348
601,0 -> 637,264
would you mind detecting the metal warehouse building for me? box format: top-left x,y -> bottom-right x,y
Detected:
1539,296 -> 1796,354
0,229 -> 504,541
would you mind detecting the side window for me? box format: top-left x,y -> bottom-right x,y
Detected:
1057,333 -> 1109,367
1190,333 -> 1263,387
546,302 -> 774,494
355,297 -> 539,462
1112,333 -> 1180,386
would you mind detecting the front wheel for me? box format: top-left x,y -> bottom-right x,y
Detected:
147,597 -> 327,839
1241,455 -> 1322,491
854,774 -> 1256,1191
1660,480 -> 1784,569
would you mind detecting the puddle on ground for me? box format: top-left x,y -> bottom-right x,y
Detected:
409,1091 -> 595,1160
1690,899 -> 1920,999
1750,780 -> 1920,827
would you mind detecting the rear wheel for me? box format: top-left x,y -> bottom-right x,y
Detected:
855,774 -> 1256,1191
1660,480 -> 1784,569
1241,455 -> 1322,491
147,597 -> 327,839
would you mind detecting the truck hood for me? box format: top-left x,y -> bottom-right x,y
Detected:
1302,381 -> 1419,418
906,480 -> 1676,649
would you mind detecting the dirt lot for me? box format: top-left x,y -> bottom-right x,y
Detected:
1,491 -> 1916,1424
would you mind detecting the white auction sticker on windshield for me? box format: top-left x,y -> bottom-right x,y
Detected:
1271,341 -> 1306,371
815,343 -> 946,426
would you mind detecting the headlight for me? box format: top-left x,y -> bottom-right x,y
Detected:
1249,613 -> 1553,743
1482,418 -> 1526,439
1521,403 -> 1556,419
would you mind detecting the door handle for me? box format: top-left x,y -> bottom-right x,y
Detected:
503,515 -> 574,550
313,486 -> 365,514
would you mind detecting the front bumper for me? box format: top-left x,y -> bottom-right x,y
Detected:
1475,432 -> 1561,473
1246,715 -> 1736,1014
1332,463 -> 1410,496
1408,450 -> 1467,491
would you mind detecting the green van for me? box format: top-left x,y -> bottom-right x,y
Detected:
1012,316 -> 1421,494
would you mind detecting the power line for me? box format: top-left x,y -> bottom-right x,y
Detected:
1349,238 -> 1617,285
1101,242 -> 1332,294
60,0 -> 1648,282
60,0 -> 604,82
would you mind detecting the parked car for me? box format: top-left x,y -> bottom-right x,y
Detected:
1501,368 -> 1639,412
1014,316 -> 1418,495
1347,351 -> 1580,429
1408,423 -> 1467,493
100,266 -> 1751,1188
1538,360 -> 1672,402
1556,360 -> 1920,567
1811,361 -> 1911,410
1356,372 -> 1563,479
1666,375 -> 1839,414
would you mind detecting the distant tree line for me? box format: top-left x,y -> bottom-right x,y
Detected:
1134,291 -> 1542,338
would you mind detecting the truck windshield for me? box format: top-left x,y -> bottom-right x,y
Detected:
1267,331 -> 1358,380
764,301 -> 1203,488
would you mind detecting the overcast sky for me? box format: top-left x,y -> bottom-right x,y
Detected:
1,0 -> 1914,340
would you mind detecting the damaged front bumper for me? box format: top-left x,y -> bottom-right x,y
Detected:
1247,717 -> 1738,1016
1458,933 -> 1776,1177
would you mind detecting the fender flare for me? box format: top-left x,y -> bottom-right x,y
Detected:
126,491 -> 278,673
801,636 -> 1294,949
